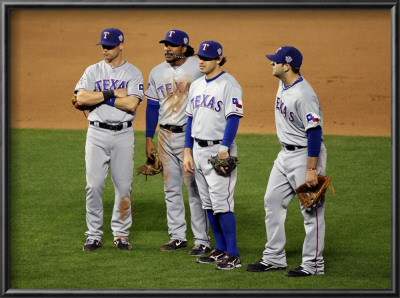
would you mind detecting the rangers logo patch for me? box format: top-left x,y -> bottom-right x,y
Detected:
138,83 -> 143,91
306,112 -> 320,123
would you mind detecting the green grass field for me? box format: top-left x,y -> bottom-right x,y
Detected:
7,129 -> 392,295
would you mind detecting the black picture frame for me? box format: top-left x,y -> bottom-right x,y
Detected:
1,0 -> 398,297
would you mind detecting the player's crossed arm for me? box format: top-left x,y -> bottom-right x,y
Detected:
112,88 -> 141,113
76,88 -> 140,112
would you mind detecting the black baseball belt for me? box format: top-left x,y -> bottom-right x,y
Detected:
285,145 -> 306,151
90,121 -> 132,131
195,138 -> 222,147
160,124 -> 186,133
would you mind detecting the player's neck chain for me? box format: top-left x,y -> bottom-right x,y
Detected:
282,75 -> 303,90
173,54 -> 186,59
169,57 -> 188,68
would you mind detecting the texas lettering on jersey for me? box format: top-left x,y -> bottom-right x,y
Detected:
190,94 -> 223,112
155,81 -> 191,98
276,96 -> 295,122
95,79 -> 129,91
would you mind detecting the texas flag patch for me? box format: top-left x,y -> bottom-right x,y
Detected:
232,97 -> 243,109
306,112 -> 321,123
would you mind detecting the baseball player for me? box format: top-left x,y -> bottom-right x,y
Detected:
144,29 -> 211,255
74,28 -> 144,251
246,46 -> 327,277
183,41 -> 244,270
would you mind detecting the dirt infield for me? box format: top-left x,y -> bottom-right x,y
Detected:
9,9 -> 391,136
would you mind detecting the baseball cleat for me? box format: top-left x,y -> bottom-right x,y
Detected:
246,259 -> 286,272
188,244 -> 211,256
83,239 -> 101,252
196,248 -> 226,264
285,266 -> 313,277
114,238 -> 132,250
160,239 -> 187,251
215,254 -> 242,270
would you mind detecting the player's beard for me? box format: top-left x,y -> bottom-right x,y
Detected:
166,57 -> 179,64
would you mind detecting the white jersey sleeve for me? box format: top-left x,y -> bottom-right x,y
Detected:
224,83 -> 243,119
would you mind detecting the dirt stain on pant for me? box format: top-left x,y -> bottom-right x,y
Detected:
119,196 -> 131,221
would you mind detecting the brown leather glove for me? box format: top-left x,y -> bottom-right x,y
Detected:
296,175 -> 335,208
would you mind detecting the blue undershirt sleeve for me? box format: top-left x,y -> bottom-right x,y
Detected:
307,126 -> 322,157
184,116 -> 194,149
221,115 -> 240,148
145,100 -> 160,138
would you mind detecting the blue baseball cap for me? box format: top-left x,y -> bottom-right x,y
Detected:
195,41 -> 223,59
96,28 -> 124,46
266,46 -> 303,67
159,29 -> 189,46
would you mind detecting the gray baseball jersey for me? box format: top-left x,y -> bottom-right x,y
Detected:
274,76 -> 323,146
75,59 -> 143,242
75,60 -> 143,123
146,56 -> 201,126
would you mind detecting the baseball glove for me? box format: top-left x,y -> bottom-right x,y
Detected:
71,95 -> 91,111
208,155 -> 239,177
136,152 -> 163,179
295,175 -> 335,209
